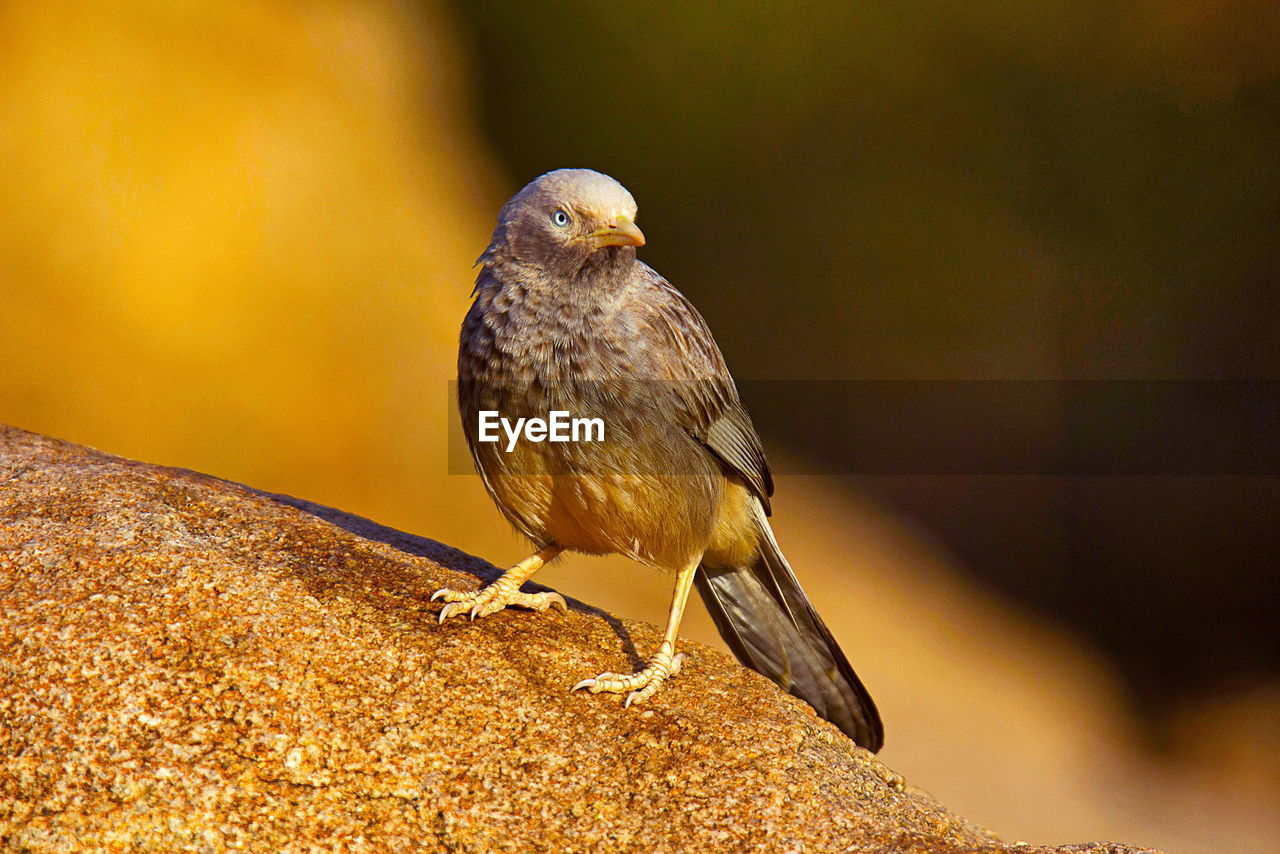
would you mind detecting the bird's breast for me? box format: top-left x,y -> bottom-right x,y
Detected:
458,273 -> 730,567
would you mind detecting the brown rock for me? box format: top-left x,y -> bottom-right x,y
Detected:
0,425 -> 1160,854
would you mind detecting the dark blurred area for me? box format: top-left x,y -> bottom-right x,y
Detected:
449,1 -> 1280,723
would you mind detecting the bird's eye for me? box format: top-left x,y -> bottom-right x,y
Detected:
550,209 -> 571,228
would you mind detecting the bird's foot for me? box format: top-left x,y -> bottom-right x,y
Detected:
431,576 -> 567,623
572,640 -> 687,707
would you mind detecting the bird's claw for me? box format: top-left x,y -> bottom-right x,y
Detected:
572,644 -> 686,708
432,583 -> 566,624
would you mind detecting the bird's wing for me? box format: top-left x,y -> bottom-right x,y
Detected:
634,268 -> 774,512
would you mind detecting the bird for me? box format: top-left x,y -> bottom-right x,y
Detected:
438,168 -> 883,751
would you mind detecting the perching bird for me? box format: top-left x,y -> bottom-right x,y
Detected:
440,168 -> 883,751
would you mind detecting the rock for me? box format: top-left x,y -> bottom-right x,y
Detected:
0,425 -> 1160,854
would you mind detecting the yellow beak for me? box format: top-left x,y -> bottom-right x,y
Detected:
579,216 -> 645,249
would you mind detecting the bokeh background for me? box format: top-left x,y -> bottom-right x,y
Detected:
2,2 -> 1277,852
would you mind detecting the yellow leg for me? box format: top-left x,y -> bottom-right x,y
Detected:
573,557 -> 699,707
432,544 -> 565,622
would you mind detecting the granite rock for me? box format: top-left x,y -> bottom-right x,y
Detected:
0,426 -> 1160,853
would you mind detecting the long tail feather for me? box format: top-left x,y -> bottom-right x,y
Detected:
694,518 -> 884,751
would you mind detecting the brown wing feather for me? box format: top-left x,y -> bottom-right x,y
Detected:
632,266 -> 774,512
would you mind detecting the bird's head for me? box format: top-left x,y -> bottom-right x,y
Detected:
482,169 -> 645,276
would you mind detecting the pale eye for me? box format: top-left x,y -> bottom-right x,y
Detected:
550,209 -> 571,228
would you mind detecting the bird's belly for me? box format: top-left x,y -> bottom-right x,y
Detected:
462,361 -> 727,568
487,469 -> 720,569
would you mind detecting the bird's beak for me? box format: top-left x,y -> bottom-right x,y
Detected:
579,216 -> 645,250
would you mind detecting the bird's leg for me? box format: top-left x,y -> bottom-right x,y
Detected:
432,544 -> 565,622
573,557 -> 698,707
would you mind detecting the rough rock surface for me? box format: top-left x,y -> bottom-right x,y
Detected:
0,425 -> 1160,853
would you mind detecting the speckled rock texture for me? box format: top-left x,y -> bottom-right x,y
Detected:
0,426 -> 1161,853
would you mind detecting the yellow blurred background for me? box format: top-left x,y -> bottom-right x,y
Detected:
1,3 -> 1276,852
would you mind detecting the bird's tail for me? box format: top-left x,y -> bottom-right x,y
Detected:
694,517 -> 884,751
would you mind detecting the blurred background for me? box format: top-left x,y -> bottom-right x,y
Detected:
1,2 -> 1277,851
